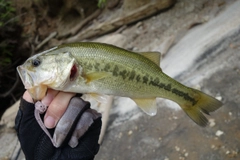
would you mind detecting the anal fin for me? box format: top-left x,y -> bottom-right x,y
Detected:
132,98 -> 157,116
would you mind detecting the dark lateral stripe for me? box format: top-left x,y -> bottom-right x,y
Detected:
171,88 -> 197,105
98,64 -> 197,105
149,80 -> 197,105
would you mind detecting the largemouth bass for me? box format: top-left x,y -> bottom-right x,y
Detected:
17,42 -> 222,126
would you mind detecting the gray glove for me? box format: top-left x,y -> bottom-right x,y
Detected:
15,96 -> 102,160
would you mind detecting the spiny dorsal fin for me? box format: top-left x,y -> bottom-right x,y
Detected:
132,98 -> 157,116
139,51 -> 161,66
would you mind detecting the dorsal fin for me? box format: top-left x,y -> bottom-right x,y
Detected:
139,51 -> 161,66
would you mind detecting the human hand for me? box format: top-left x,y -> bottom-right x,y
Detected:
23,89 -> 76,129
16,90 -> 102,160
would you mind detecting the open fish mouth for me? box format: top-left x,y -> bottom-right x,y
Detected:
17,66 -> 34,89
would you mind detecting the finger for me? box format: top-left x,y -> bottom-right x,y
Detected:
44,92 -> 76,129
23,90 -> 34,103
41,89 -> 59,106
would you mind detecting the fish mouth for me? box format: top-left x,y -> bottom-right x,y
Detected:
17,65 -> 34,89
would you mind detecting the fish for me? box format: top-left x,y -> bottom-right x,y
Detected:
17,42 -> 222,127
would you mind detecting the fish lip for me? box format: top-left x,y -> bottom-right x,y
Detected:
17,65 -> 33,89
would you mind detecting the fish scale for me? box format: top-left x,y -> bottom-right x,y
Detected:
62,43 -> 170,95
17,42 -> 222,127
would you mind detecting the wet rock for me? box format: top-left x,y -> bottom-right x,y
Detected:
215,130 -> 224,137
209,119 -> 216,127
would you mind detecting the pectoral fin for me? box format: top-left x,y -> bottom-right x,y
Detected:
84,72 -> 112,83
139,51 -> 161,67
132,98 -> 157,116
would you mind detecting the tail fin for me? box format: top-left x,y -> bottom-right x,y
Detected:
181,90 -> 222,127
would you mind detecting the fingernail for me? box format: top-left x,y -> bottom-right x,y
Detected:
45,116 -> 56,129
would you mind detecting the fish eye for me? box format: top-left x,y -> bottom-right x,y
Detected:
32,58 -> 41,67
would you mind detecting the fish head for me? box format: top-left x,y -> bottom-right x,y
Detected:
17,48 -> 80,100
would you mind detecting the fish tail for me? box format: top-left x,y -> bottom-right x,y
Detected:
180,90 -> 222,127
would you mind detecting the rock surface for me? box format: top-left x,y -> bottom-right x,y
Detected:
95,0 -> 240,160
